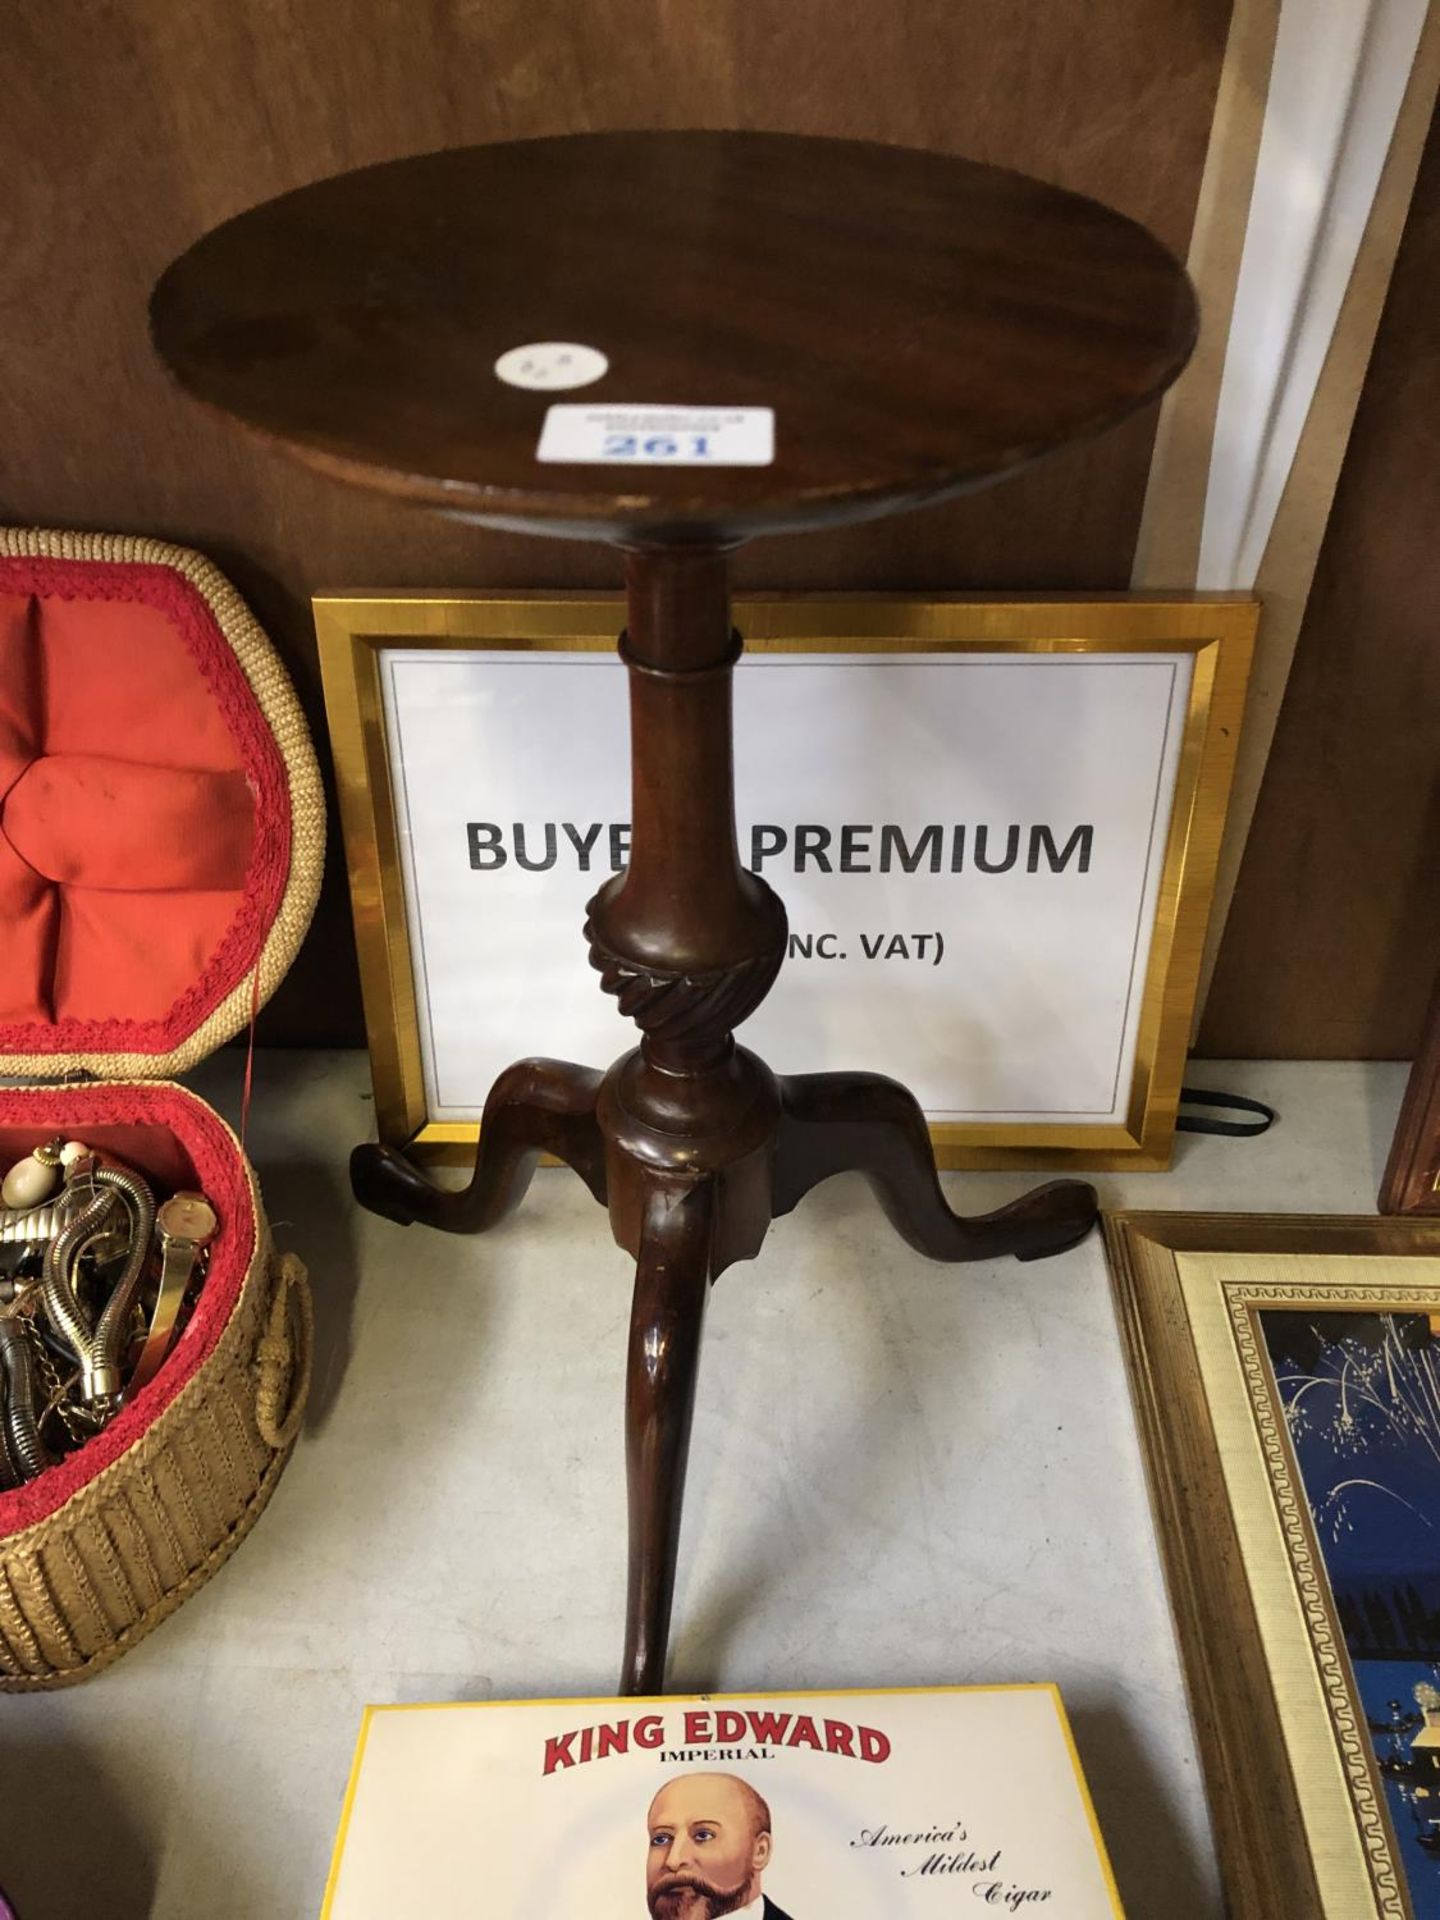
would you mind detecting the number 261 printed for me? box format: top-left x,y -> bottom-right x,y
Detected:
601,434 -> 713,459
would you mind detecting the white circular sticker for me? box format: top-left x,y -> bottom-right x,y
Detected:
493,342 -> 608,391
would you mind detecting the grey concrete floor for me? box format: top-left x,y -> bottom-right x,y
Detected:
0,1052 -> 1410,1919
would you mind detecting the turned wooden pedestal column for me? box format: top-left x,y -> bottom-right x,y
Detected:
152,130 -> 1197,1693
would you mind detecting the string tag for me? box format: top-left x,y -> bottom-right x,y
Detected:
239,962 -> 262,1151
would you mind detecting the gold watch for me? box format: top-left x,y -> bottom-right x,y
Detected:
127,1192 -> 218,1397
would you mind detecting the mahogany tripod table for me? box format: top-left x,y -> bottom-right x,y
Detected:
152,131 -> 1196,1693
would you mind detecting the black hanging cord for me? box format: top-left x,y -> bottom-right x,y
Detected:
1176,1087 -> 1276,1137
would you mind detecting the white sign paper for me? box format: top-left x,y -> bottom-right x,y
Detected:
380,649 -> 1190,1128
538,405 -> 775,465
322,1687 -> 1122,1918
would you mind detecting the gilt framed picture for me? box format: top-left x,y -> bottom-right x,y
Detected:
317,594 -> 1255,1169
1106,1209 -> 1440,1919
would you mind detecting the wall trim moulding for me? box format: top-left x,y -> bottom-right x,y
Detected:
1135,0 -> 1440,1016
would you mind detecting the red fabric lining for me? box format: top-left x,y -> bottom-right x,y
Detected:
0,559 -> 290,1054
0,1083 -> 254,1537
6,757 -> 254,890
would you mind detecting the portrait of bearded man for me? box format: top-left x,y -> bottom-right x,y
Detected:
645,1772 -> 795,1920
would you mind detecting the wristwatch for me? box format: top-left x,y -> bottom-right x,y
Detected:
127,1192 -> 218,1397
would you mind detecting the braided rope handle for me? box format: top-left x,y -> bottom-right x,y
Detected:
255,1251 -> 313,1450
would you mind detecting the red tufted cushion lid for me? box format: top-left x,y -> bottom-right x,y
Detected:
0,555 -> 291,1058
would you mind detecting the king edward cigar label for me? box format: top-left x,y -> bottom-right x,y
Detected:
323,1686 -> 1124,1917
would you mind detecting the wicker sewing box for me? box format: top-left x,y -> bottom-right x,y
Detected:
0,525 -> 322,1689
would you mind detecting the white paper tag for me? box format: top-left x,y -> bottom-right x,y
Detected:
537,405 -> 774,466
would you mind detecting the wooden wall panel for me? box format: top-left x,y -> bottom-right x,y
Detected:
0,0 -> 1232,1042
1200,98 -> 1440,1060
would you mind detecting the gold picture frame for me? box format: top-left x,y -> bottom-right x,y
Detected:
1106,1209 -> 1440,1919
317,593 -> 1255,1169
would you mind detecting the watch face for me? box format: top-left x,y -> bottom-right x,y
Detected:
158,1193 -> 218,1243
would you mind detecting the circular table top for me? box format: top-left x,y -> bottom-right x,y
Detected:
151,131 -> 1197,547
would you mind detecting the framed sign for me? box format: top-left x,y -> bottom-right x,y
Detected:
1106,1209 -> 1440,1920
317,594 -> 1255,1170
